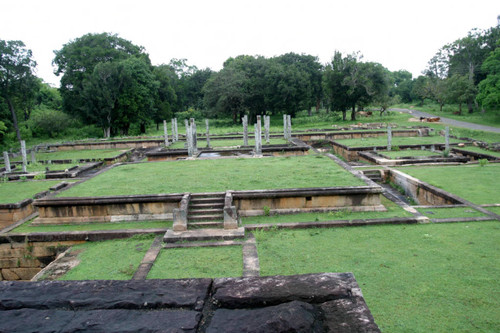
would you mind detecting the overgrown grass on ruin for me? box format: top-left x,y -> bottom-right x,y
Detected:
167,138 -> 288,149
147,246 -> 243,279
10,220 -> 172,234
335,136 -> 462,148
59,155 -> 365,197
453,146 -> 500,158
7,149 -> 126,163
0,180 -> 74,204
254,221 -> 499,332
58,234 -> 156,280
379,149 -> 442,158
242,196 -> 412,225
398,163 -> 500,204
415,206 -> 488,219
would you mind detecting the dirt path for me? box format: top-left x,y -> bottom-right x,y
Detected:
390,108 -> 500,133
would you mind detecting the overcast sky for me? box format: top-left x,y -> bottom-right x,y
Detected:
1,0 -> 499,86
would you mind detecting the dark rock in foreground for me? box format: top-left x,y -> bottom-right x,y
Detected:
0,273 -> 380,332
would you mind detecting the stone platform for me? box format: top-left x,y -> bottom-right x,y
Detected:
0,272 -> 380,332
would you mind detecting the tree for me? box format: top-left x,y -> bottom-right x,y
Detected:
0,39 -> 37,143
323,51 -> 350,120
477,44 -> 500,111
445,74 -> 477,114
53,33 -> 147,120
81,57 -> 157,136
152,65 -> 177,129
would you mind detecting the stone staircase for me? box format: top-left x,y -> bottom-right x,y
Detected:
187,193 -> 225,229
362,170 -> 383,183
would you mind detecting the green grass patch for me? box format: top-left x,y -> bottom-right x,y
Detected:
0,180 -> 71,204
59,155 -> 365,197
379,149 -> 442,159
147,245 -> 243,279
485,206 -> 500,215
59,234 -> 156,280
242,196 -> 411,225
335,136 -> 462,148
398,164 -> 500,205
416,207 -> 487,219
168,138 -> 288,149
254,221 -> 499,332
10,220 -> 171,233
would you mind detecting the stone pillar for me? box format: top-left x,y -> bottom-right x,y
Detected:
170,118 -> 177,143
242,115 -> 248,146
184,119 -> 189,148
431,145 -> 435,152
287,115 -> 292,141
31,150 -> 36,164
190,118 -> 198,153
387,126 -> 392,151
205,119 -> 210,148
445,126 -> 450,151
283,114 -> 287,139
186,124 -> 193,157
163,120 -> 169,146
174,118 -> 179,142
3,152 -> 11,173
264,116 -> 270,144
254,124 -> 262,155
20,140 -> 27,173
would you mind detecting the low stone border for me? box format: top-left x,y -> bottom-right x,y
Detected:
431,216 -> 493,223
244,216 -> 421,231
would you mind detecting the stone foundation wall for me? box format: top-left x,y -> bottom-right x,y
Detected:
0,200 -> 34,230
50,140 -> 163,151
33,194 -> 183,225
233,187 -> 383,216
0,240 -> 83,281
388,169 -> 462,206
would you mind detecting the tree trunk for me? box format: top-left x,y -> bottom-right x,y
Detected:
7,98 -> 22,143
342,110 -> 347,121
467,100 -> 474,114
140,122 -> 146,134
308,107 -> 312,117
351,105 -> 356,121
439,102 -> 443,112
315,98 -> 320,112
458,103 -> 462,115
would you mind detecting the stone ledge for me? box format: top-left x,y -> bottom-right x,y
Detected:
33,193 -> 184,207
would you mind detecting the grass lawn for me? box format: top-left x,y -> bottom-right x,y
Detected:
147,246 -> 243,279
168,138 -> 288,149
242,196 -> 412,224
379,149 -> 443,159
398,164 -> 500,204
335,136 -> 462,148
485,206 -> 500,215
59,155 -> 365,197
254,221 -> 499,332
58,234 -> 156,280
0,180 -> 71,204
454,146 -> 500,158
416,206 -> 487,219
10,220 -> 171,233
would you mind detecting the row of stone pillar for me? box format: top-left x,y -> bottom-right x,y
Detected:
386,126 -> 449,151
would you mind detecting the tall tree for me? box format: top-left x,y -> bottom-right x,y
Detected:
0,39 -> 38,143
53,33 -> 148,120
477,44 -> 500,111
323,51 -> 351,120
152,65 -> 177,129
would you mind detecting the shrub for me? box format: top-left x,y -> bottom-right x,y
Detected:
29,108 -> 74,138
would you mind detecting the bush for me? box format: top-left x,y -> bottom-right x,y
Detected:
29,108 -> 75,138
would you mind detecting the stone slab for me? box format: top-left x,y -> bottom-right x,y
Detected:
207,300 -> 321,333
163,227 -> 245,243
0,308 -> 200,333
0,279 -> 211,311
213,272 -> 356,308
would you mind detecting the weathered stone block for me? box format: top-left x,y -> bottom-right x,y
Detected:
207,301 -> 321,333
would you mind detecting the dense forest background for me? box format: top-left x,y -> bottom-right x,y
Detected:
1,22 -> 499,149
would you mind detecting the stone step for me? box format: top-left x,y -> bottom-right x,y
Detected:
188,214 -> 224,222
189,202 -> 225,210
190,192 -> 225,199
164,227 -> 245,243
190,197 -> 225,205
188,221 -> 224,229
188,208 -> 224,215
